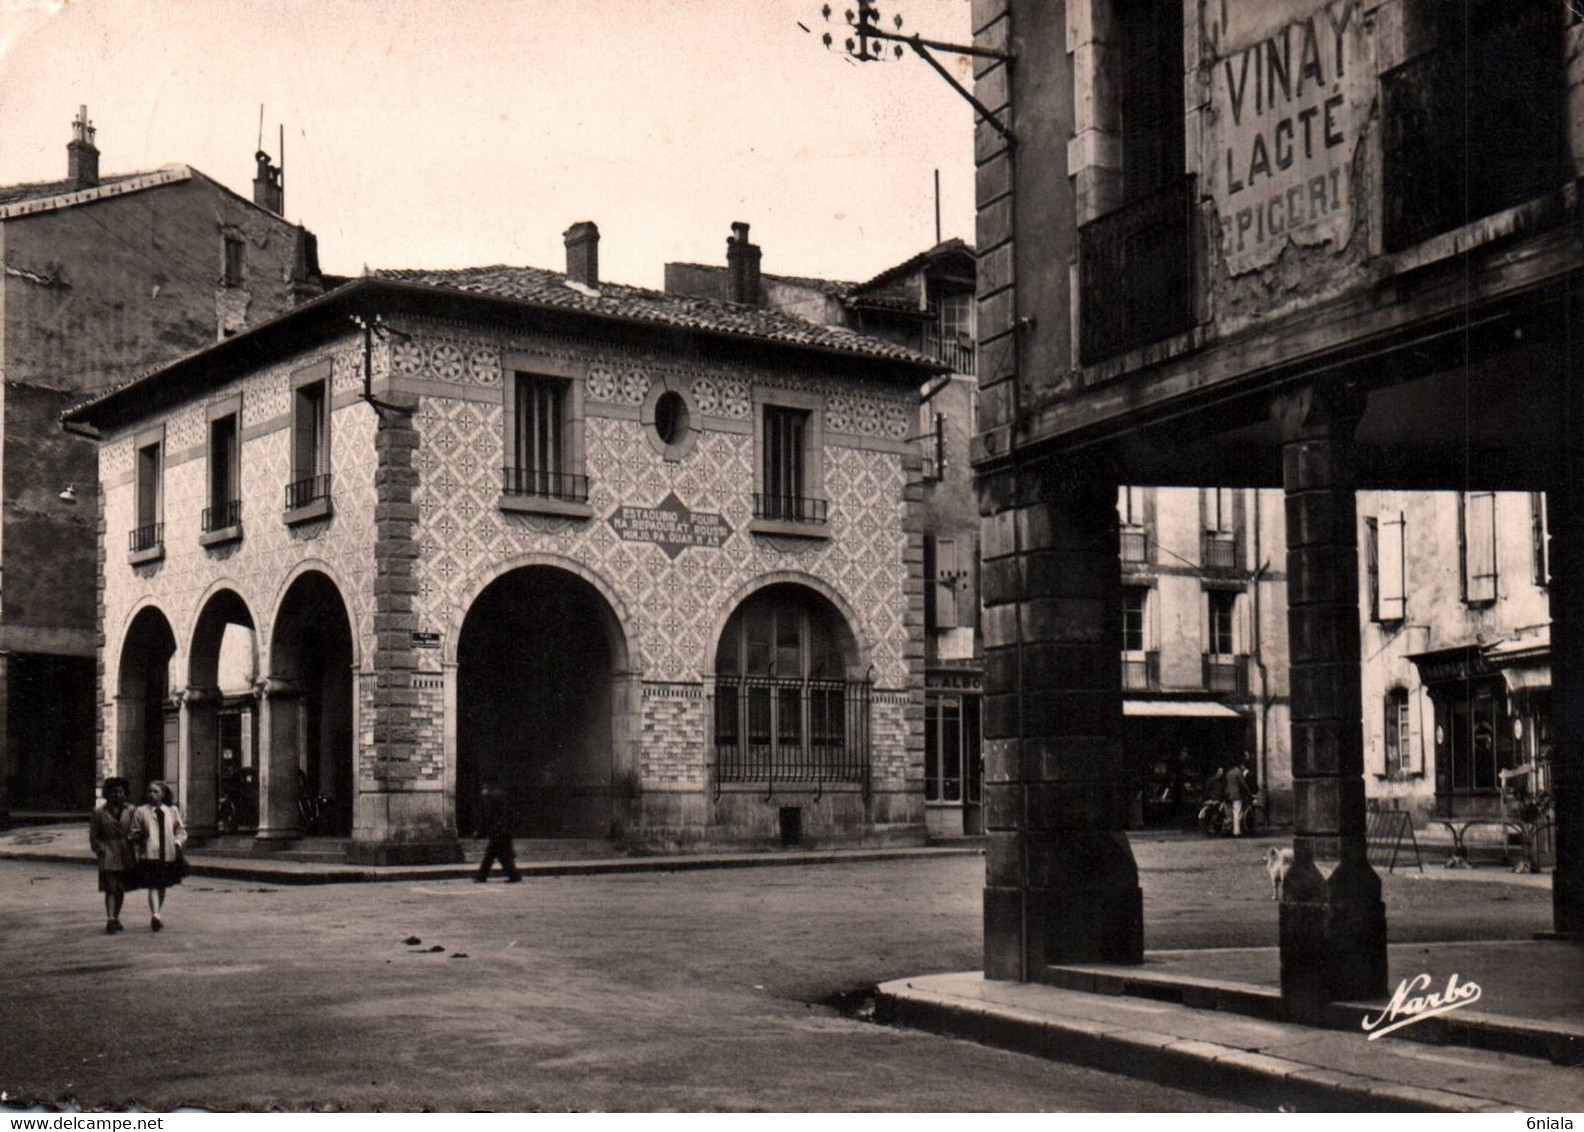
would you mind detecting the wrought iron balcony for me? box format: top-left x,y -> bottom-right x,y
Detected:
202,499 -> 242,533
500,467 -> 590,503
1381,18 -> 1565,253
128,522 -> 163,555
285,473 -> 332,511
1200,533 -> 1238,572
754,494 -> 828,525
1121,652 -> 1160,693
1120,528 -> 1150,567
1078,175 -> 1197,365
921,329 -> 976,375
1203,653 -> 1250,697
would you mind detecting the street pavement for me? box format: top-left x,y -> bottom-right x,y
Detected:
0,829 -> 1558,1112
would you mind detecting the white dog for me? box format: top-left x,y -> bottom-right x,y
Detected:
1265,847 -> 1294,901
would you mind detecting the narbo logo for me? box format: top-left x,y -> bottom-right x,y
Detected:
1361,972 -> 1482,1040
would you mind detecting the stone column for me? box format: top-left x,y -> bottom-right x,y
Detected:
0,652 -> 11,819
180,687 -> 221,838
255,678 -> 301,842
1273,382 -> 1386,1018
981,461 -> 1140,980
1550,485 -> 1584,935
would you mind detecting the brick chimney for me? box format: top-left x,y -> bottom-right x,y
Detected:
726,221 -> 761,306
564,221 -> 599,288
253,150 -> 283,214
67,106 -> 99,190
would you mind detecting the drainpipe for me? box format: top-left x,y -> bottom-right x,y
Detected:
1252,490 -> 1272,807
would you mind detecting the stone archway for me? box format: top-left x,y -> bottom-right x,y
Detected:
115,605 -> 178,803
185,588 -> 257,837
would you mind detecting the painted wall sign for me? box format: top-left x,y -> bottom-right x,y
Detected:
610,491 -> 731,560
1207,0 -> 1368,275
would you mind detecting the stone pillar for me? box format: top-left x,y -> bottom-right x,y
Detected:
349,390 -> 460,864
981,461 -> 1140,981
180,687 -> 221,838
0,652 -> 11,819
256,678 -> 301,842
1551,483 -> 1584,935
1273,382 -> 1386,1018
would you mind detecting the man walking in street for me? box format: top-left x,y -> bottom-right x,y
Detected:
1224,758 -> 1252,838
474,779 -> 521,883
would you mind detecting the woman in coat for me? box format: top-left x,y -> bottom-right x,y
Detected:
88,776 -> 136,934
129,780 -> 187,931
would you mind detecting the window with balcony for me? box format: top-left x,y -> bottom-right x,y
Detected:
1078,0 -> 1194,363
1459,491 -> 1497,605
129,425 -> 164,564
286,364 -> 332,524
497,354 -> 590,518
201,398 -> 242,546
1204,589 -> 1246,695
924,290 -> 975,374
1121,585 -> 1158,691
1382,2 -> 1565,251
752,392 -> 827,537
1200,488 -> 1240,571
1118,486 -> 1151,567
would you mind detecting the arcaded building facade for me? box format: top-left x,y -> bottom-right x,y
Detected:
67,226 -> 939,862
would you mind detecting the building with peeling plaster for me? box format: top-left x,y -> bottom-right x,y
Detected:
972,0 -> 1584,1015
0,108 -> 321,816
64,222 -> 943,862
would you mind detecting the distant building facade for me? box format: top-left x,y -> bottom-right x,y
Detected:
1358,490 -> 1552,830
0,108 -> 320,816
67,223 -> 941,861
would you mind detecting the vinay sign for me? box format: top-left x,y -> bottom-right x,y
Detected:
1208,0 -> 1367,275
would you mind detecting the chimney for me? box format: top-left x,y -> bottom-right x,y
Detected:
289,226 -> 324,305
564,221 -> 600,288
726,221 -> 761,306
253,150 -> 283,214
67,106 -> 99,190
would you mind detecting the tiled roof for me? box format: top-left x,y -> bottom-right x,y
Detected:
854,237 -> 975,293
373,264 -> 938,365
665,262 -> 858,299
0,168 -> 181,216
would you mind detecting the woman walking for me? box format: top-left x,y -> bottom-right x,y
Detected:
129,780 -> 186,931
88,776 -> 136,934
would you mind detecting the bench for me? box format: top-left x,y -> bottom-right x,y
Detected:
1433,817 -> 1528,869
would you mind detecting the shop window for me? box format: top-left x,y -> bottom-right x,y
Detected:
201,399 -> 242,545
1460,491 -> 1497,604
1384,688 -> 1412,779
752,391 -> 826,534
925,694 -> 982,805
285,364 -> 332,523
1436,683 -> 1516,797
129,425 -> 164,563
714,586 -> 865,786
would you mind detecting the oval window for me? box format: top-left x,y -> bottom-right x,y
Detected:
654,390 -> 688,446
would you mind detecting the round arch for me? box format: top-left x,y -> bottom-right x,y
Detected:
114,603 -> 179,803
264,559 -> 363,671
444,552 -> 636,671
183,585 -> 260,836
701,570 -> 872,678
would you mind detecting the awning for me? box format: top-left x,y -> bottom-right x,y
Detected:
1123,700 -> 1243,719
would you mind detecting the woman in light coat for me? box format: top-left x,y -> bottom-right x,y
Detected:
129,780 -> 187,931
88,776 -> 136,934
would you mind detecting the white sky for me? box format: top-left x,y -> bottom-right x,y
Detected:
0,0 -> 976,289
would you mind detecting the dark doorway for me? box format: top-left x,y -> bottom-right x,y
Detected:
457,567 -> 621,838
270,573 -> 355,836
7,653 -> 96,810
116,607 -> 178,802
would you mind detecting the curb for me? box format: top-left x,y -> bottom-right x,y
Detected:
875,980 -> 1511,1113
0,844 -> 983,885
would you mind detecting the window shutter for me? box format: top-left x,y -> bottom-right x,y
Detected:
934,536 -> 960,630
1379,512 -> 1406,620
923,536 -> 937,631
1466,492 -> 1497,602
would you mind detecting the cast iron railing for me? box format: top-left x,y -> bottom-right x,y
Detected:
285,473 -> 332,511
1078,175 -> 1196,364
1203,653 -> 1250,697
754,494 -> 828,524
500,467 -> 590,503
203,499 -> 242,533
714,676 -> 869,787
1200,533 -> 1238,572
129,522 -> 163,554
1120,528 -> 1150,566
1121,652 -> 1160,692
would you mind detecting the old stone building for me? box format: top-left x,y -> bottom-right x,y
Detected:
0,108 -> 321,816
972,0 -> 1584,1014
65,223 -> 941,861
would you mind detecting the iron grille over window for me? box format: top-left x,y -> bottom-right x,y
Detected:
1120,528 -> 1149,565
1381,5 -> 1564,252
714,676 -> 870,786
1078,175 -> 1196,364
514,375 -> 567,484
